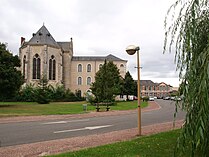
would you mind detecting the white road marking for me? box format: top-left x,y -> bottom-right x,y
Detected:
54,125 -> 113,134
42,119 -> 89,125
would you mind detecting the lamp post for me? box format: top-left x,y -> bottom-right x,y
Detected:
126,45 -> 141,135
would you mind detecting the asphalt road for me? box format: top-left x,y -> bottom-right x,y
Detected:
0,99 -> 185,147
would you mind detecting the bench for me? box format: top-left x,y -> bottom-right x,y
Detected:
95,103 -> 111,112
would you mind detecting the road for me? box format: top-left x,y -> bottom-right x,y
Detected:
0,99 -> 185,147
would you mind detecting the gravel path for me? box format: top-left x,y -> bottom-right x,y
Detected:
0,101 -> 184,157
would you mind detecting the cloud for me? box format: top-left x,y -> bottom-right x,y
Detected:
0,0 -> 179,86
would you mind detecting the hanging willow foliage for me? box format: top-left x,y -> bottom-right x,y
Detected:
164,0 -> 209,156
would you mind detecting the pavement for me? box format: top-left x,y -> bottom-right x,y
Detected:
0,101 -> 184,157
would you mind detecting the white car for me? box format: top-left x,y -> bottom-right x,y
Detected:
149,97 -> 155,101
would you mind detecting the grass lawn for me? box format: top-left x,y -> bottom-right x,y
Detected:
49,129 -> 190,157
0,101 -> 147,117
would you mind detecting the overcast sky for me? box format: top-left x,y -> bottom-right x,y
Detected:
0,0 -> 180,87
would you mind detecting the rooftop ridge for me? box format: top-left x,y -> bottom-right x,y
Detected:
28,25 -> 60,48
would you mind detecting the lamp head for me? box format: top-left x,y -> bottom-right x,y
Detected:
126,45 -> 140,55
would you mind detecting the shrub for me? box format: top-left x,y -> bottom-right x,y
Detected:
15,84 -> 37,102
142,96 -> 149,102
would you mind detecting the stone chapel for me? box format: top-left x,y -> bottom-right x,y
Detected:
19,25 -> 127,96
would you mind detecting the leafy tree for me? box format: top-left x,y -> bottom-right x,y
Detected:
164,0 -> 208,156
124,71 -> 135,100
118,76 -> 125,98
133,80 -> 137,97
0,43 -> 24,101
35,75 -> 51,104
91,60 -> 121,102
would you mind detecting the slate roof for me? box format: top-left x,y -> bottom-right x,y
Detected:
28,25 -> 60,48
140,80 -> 172,87
140,80 -> 156,86
72,54 -> 127,61
57,42 -> 71,52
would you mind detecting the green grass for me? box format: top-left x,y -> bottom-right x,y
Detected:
49,129 -> 190,157
0,101 -> 147,117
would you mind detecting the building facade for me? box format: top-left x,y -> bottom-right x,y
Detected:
140,80 -> 172,98
19,25 -> 127,96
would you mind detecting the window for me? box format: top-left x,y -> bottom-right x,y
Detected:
32,54 -> 41,79
120,64 -> 124,67
78,77 -> 82,85
49,55 -> 56,80
99,64 -> 103,69
23,55 -> 26,79
77,90 -> 82,98
87,77 -> 91,85
78,64 -> 82,72
87,64 -> 91,72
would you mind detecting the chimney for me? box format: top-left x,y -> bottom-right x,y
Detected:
70,37 -> 73,52
21,37 -> 25,46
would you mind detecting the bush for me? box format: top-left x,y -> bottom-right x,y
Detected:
142,96 -> 149,102
15,84 -> 37,102
15,83 -> 84,103
35,88 -> 50,104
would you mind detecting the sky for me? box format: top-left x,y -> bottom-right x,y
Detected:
0,0 -> 180,87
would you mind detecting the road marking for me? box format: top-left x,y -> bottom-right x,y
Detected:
42,119 -> 89,125
54,125 -> 113,134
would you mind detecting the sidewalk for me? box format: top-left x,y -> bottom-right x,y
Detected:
0,101 -> 183,157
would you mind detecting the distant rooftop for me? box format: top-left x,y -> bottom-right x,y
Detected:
140,80 -> 172,87
72,54 -> 127,62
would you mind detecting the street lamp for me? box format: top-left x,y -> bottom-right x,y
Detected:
126,45 -> 141,135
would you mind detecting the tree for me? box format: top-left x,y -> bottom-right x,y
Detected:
91,60 -> 121,102
164,0 -> 208,156
35,75 -> 51,104
0,43 -> 24,101
124,71 -> 135,100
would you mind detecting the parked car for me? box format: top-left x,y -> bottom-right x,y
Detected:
174,96 -> 181,101
163,96 -> 170,100
149,97 -> 155,101
170,96 -> 175,100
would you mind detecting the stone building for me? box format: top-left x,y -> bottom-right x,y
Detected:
19,25 -> 127,96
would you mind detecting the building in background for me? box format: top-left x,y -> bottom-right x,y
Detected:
140,80 -> 172,98
19,25 -> 127,96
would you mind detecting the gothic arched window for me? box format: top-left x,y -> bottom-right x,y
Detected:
49,55 -> 56,80
23,55 -> 26,79
33,54 -> 41,79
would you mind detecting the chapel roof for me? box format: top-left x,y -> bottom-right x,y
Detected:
28,25 -> 60,48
